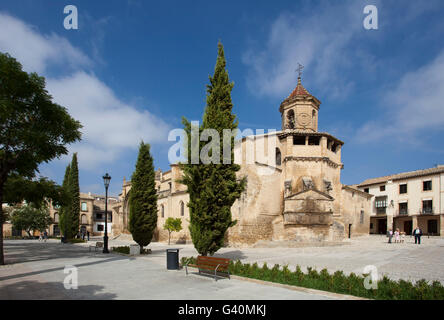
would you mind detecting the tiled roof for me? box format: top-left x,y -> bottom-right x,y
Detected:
358,166 -> 444,187
288,77 -> 310,98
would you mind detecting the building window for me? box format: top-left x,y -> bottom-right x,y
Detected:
96,213 -> 103,220
423,180 -> 432,191
422,200 -> 433,214
161,205 -> 164,218
81,214 -> 87,225
97,224 -> 104,232
287,110 -> 295,129
81,202 -> 88,211
399,184 -> 407,194
360,210 -> 364,224
380,185 -> 385,192
54,213 -> 59,223
399,202 -> 408,215
375,196 -> 387,214
275,148 -> 281,166
364,188 -> 369,193
180,201 -> 184,217
308,136 -> 320,145
293,135 -> 305,145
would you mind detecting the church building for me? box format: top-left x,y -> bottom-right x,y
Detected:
111,75 -> 373,245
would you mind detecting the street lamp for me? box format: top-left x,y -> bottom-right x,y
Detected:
102,173 -> 111,253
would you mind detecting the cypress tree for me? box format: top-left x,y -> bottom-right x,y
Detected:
68,153 -> 80,239
59,164 -> 71,239
180,42 -> 245,256
129,142 -> 158,251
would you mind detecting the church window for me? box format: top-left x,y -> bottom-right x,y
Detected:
287,110 -> 295,129
312,110 -> 316,127
293,135 -> 305,145
331,142 -> 338,153
308,136 -> 320,145
161,205 -> 164,218
275,148 -> 281,166
180,201 -> 184,216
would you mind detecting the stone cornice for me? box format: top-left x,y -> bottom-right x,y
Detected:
283,156 -> 344,169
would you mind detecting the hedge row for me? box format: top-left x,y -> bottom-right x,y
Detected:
181,257 -> 444,300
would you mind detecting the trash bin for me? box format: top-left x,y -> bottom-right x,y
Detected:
166,248 -> 180,270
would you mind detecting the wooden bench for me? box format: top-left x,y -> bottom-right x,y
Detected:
185,256 -> 230,281
89,241 -> 103,253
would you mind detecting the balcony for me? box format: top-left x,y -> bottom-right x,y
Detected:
396,209 -> 409,216
420,207 -> 435,215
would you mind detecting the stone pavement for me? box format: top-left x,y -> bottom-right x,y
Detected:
2,235 -> 443,300
106,234 -> 444,284
0,240 -> 336,300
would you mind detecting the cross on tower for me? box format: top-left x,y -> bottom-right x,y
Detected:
296,63 -> 304,79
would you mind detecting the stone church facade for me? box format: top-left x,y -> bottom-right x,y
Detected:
111,77 -> 372,245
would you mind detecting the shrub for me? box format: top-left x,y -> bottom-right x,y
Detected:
112,246 -> 130,254
67,239 -> 85,244
181,256 -> 444,300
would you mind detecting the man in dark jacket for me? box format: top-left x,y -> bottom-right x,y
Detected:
413,227 -> 423,244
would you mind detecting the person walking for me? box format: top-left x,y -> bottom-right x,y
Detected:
87,230 -> 90,242
413,226 -> 423,244
43,230 -> 48,242
387,229 -> 393,243
38,232 -> 43,242
394,229 -> 400,243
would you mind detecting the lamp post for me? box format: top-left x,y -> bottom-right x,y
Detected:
102,173 -> 111,254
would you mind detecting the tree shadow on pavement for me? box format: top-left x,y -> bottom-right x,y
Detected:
0,279 -> 117,300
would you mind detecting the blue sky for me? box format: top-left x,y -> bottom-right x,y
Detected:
1,0 -> 443,196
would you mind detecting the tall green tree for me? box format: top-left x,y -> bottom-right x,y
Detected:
59,164 -> 71,239
0,52 -> 82,264
129,142 -> 158,252
180,42 -> 245,256
68,153 -> 80,239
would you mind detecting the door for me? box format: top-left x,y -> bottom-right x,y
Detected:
404,221 -> 412,235
378,219 -> 387,235
428,220 -> 438,235
348,224 -> 352,239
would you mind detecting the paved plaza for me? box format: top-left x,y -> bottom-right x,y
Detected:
1,235 -> 443,300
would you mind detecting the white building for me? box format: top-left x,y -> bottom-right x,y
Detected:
357,165 -> 444,236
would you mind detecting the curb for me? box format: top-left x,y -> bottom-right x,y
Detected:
229,275 -> 369,300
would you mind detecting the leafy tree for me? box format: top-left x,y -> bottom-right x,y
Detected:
68,153 -> 80,239
129,142 -> 158,252
0,52 -> 82,264
10,203 -> 53,238
180,42 -> 245,256
163,217 -> 183,245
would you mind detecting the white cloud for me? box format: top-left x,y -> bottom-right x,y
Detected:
242,1 -> 369,100
0,12 -> 91,73
355,50 -> 444,143
0,12 -> 170,170
47,72 -> 170,169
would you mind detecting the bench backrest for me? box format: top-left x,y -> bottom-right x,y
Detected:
196,256 -> 230,271
96,242 -> 103,248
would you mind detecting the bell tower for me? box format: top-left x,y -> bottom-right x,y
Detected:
279,74 -> 321,132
